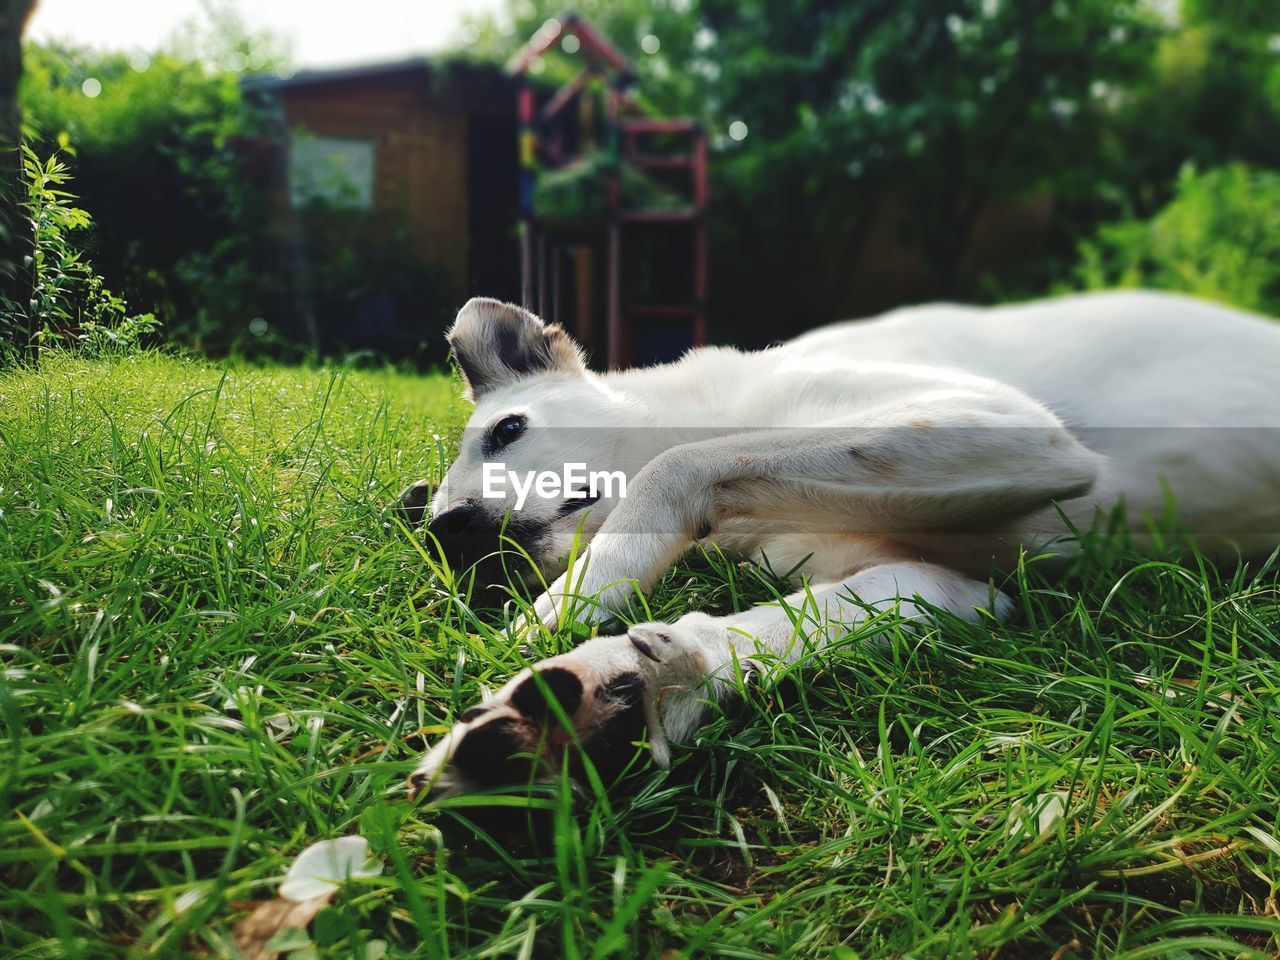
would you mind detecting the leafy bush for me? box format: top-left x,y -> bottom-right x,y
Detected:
287,203 -> 457,362
1076,164 -> 1280,315
534,153 -> 687,223
20,41 -> 457,363
20,43 -> 278,349
0,143 -> 160,365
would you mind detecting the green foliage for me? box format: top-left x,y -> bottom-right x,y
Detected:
1076,164 -> 1280,315
19,36 -> 458,363
534,154 -> 686,223
20,42 -> 276,349
466,0 -> 1280,333
288,203 -> 458,362
1101,5 -> 1280,224
698,0 -> 1166,321
0,143 -> 160,364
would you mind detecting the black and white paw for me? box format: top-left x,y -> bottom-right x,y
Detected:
410,634 -> 659,800
409,624 -> 730,801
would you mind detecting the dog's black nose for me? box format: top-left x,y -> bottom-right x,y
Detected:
427,504 -> 478,543
425,503 -> 499,581
415,502 -> 539,608
396,482 -> 434,526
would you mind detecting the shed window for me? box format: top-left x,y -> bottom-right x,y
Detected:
289,135 -> 375,210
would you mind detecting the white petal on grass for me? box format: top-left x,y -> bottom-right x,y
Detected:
279,836 -> 383,902
1007,791 -> 1069,843
29,798 -> 55,820
262,712 -> 296,739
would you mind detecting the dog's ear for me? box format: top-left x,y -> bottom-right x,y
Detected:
447,298 -> 586,401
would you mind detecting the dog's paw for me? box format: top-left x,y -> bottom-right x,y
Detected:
409,625 -> 726,800
626,619 -> 763,736
410,634 -> 654,800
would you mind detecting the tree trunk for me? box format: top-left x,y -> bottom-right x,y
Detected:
0,0 -> 35,354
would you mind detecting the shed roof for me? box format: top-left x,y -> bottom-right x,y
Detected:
241,56 -> 516,114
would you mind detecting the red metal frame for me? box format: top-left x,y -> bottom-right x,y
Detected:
506,13 -> 630,75
508,14 -> 709,369
540,67 -> 595,123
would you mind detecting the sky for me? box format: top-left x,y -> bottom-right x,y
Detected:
27,0 -> 507,68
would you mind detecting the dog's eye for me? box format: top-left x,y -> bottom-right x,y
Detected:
489,414 -> 527,450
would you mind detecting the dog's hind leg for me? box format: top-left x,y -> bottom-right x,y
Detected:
412,560 -> 1009,795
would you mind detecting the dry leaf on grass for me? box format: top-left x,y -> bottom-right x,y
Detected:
231,893 -> 332,960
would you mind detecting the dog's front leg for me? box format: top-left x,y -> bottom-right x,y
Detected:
528,426 -> 872,628
527,435 -> 745,629
528,404 -> 1100,629
413,560 -> 1012,798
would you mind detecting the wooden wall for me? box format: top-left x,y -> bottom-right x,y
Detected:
280,74 -> 470,293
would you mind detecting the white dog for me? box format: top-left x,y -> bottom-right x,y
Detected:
405,290 -> 1280,798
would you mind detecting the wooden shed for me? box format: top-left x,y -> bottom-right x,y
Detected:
242,58 -> 521,354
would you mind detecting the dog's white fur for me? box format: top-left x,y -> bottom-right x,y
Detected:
411,290 -> 1280,797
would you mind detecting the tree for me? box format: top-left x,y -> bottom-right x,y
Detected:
699,0 -> 1161,309
1117,0 -> 1280,197
461,0 -> 1164,336
1,0 -> 36,352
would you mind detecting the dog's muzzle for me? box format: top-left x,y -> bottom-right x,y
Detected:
426,502 -> 485,555
395,488 -> 542,607
395,483 -> 499,574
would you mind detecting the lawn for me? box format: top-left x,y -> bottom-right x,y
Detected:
2,353 -> 1279,959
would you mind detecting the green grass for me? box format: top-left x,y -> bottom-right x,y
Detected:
2,353 -> 1279,959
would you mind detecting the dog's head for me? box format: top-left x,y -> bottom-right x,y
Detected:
398,298 -> 637,601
